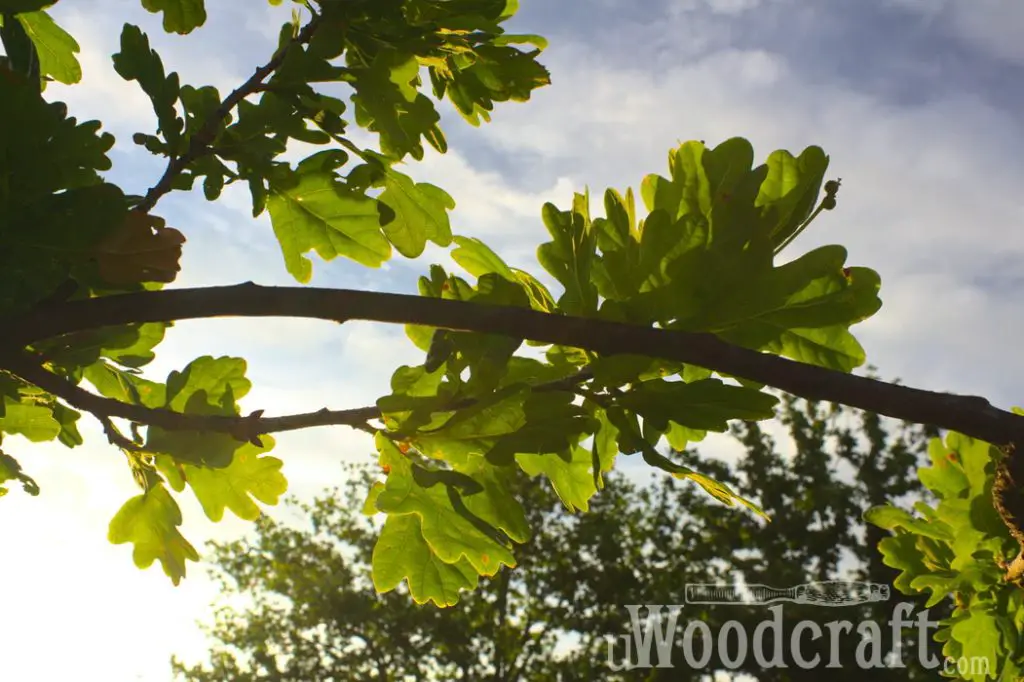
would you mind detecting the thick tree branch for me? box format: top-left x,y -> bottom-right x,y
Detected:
2,283 -> 1022,448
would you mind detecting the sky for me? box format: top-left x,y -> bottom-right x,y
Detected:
1,0 -> 1023,680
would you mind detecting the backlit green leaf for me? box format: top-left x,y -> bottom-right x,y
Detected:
372,513 -> 479,607
0,398 -> 60,442
16,10 -> 80,85
164,436 -> 286,522
139,0 -> 207,35
268,171 -> 391,281
377,169 -> 454,258
108,484 -> 199,585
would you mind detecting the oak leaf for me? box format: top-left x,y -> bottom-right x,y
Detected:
95,210 -> 185,284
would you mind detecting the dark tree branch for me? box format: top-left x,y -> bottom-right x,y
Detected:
0,350 -> 592,442
135,15 -> 322,214
2,283 -> 1022,448
1,353 -> 381,440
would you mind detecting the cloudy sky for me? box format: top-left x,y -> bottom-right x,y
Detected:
2,0 -> 1023,680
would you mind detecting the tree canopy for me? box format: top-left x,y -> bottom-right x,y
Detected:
2,1 -> 1024,679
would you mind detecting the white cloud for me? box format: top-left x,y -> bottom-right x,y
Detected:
885,0 -> 1024,66
671,0 -> 768,16
947,1 -> 1024,65
45,11 -> 153,131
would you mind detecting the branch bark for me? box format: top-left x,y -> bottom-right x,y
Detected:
2,352 -> 381,438
2,282 -> 1022,448
0,348 -> 591,442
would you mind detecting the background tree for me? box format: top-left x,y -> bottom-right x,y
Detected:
175,384 -> 948,681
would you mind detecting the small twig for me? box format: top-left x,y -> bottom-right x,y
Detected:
97,414 -> 144,451
2,353 -> 379,437
135,14 -> 323,214
0,354 -> 594,442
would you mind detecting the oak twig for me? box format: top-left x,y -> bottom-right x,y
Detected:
135,15 -> 322,214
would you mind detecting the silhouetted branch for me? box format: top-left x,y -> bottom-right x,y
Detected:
2,282 -> 1021,449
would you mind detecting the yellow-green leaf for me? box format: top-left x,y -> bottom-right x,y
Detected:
16,11 -> 81,85
108,484 -> 199,585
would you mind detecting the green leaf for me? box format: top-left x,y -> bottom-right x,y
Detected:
494,33 -> 548,50
112,24 -> 183,149
935,497 -> 1004,573
517,445 -> 597,513
144,356 -> 251,468
719,322 -> 869,374
700,136 -> 765,254
0,74 -> 113,204
681,468 -> 767,520
162,437 -> 285,522
452,460 -> 530,544
417,386 -> 527,442
34,322 -> 167,371
907,572 -> 960,608
591,188 -> 642,302
537,192 -> 598,316
430,38 -> 551,127
268,171 -> 391,281
918,436 -> 970,499
945,432 -> 996,498
16,11 -> 81,85
592,408 -> 621,480
511,269 -> 557,312
635,442 -> 767,518
950,607 -> 1005,682
51,403 -> 83,448
372,513 -> 479,607
499,356 -> 579,388
617,378 -> 777,433
864,505 -> 955,541
164,355 -> 250,409
641,140 -> 710,219
756,145 -> 829,250
451,235 -> 516,281
377,169 -> 454,258
350,51 -> 444,160
0,398 -> 60,442
373,435 -> 516,576
0,451 -> 39,496
139,0 -> 207,35
84,362 -> 167,408
447,274 -> 530,395
486,390 -> 598,466
0,73 -> 121,319
877,533 -> 932,595
685,245 -> 881,372
108,484 -> 199,585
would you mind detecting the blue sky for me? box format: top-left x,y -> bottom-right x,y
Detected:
2,0 -> 1023,680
